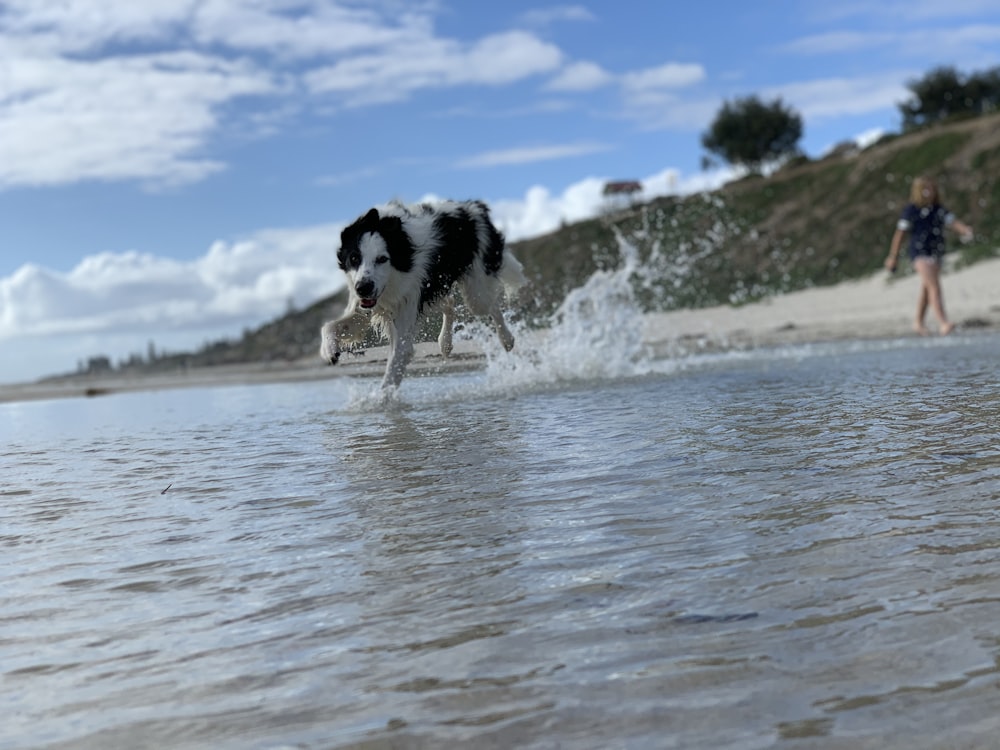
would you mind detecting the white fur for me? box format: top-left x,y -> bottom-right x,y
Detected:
320,200 -> 526,390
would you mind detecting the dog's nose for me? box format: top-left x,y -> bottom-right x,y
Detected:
355,279 -> 375,298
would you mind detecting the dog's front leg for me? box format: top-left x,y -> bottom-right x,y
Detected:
490,299 -> 516,352
320,303 -> 369,365
438,295 -> 455,358
382,310 -> 417,389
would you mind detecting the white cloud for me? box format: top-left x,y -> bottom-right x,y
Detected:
617,62 -> 714,131
0,2 -> 565,187
0,51 -> 277,187
0,0 -> 196,53
779,30 -> 893,55
767,73 -> 910,119
0,0 -> 284,189
0,1 -> 726,192
191,0 -> 433,58
518,5 -> 597,27
854,127 -> 885,149
492,164 -> 734,242
622,62 -> 706,92
546,61 -> 615,92
304,30 -> 564,104
780,24 -> 1000,58
456,142 -> 613,168
624,95 -> 721,132
0,224 -> 345,345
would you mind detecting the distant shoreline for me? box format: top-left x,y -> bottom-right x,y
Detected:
4,257 -> 999,405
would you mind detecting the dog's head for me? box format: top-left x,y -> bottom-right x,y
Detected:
338,207 -> 412,309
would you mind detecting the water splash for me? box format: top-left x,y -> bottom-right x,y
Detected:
476,229 -> 661,393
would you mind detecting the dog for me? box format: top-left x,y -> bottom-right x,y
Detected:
320,199 -> 526,389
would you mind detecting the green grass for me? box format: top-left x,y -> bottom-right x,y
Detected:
881,132 -> 972,179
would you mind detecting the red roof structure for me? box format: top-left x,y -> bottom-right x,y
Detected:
602,180 -> 642,196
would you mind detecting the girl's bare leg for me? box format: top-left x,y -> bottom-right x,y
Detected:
914,258 -> 953,335
913,283 -> 929,336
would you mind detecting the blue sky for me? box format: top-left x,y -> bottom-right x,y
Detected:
3,0 -> 1000,384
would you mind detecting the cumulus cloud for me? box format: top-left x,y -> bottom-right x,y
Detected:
0,0 -> 723,191
854,127 -> 886,149
766,73 -> 911,119
0,1 -> 566,188
303,30 -> 564,105
545,61 -> 615,92
492,165 -> 735,242
190,1 -> 433,57
617,62 -> 715,130
621,62 -> 707,92
0,0 -> 196,52
0,51 -> 276,188
0,224 -> 345,343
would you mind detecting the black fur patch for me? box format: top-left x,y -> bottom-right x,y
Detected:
418,207 -> 477,309
337,208 -> 380,272
376,215 -> 414,273
473,200 -> 505,276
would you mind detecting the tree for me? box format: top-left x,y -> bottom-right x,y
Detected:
900,66 -> 969,130
899,65 -> 1000,130
701,96 -> 803,173
962,66 -> 1000,114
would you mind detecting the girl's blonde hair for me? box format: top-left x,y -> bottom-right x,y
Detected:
910,176 -> 940,207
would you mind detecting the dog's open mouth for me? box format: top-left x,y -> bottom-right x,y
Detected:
359,298 -> 377,309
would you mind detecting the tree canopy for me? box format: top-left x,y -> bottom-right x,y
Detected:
899,65 -> 1000,130
701,96 -> 803,173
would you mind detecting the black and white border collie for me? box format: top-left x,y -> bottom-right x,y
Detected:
320,199 -> 526,389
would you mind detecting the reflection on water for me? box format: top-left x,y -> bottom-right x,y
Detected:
2,334 -> 1000,749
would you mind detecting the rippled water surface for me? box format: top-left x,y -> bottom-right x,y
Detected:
4,334 -> 1000,749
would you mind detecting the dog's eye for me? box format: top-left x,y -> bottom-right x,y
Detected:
348,251 -> 360,266
375,255 -> 389,265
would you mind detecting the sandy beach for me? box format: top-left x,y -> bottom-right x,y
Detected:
4,256 -> 999,404
643,254 -> 1000,352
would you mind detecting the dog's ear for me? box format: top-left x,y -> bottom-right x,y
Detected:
338,207 -> 381,270
379,214 -> 402,233
377,215 -> 414,272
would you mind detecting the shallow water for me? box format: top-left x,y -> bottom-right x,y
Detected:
3,333 -> 1000,749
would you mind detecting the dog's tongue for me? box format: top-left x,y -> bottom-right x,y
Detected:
360,298 -> 376,309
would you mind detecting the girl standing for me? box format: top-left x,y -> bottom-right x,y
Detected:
885,176 -> 973,335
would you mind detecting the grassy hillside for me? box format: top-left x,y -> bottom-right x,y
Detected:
111,112 -> 1000,374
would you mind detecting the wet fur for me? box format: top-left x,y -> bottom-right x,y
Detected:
320,200 -> 526,389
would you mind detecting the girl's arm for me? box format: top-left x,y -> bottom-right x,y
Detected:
950,219 -> 974,242
885,228 -> 905,271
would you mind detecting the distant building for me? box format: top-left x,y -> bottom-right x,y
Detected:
84,355 -> 112,374
602,180 -> 643,210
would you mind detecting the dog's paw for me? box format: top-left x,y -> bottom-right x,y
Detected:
319,326 -> 341,365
